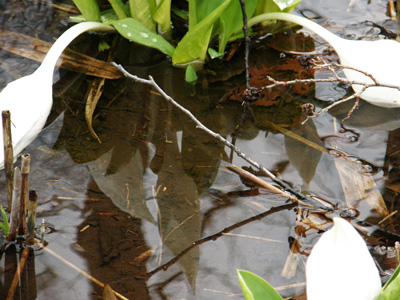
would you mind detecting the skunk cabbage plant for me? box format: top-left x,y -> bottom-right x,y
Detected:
249,13 -> 400,108
0,22 -> 115,168
306,217 -> 381,300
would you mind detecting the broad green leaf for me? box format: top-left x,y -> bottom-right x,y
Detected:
100,8 -> 120,22
108,0 -> 129,19
219,0 -> 258,53
375,264 -> 400,300
106,18 -> 174,56
188,0 -> 224,29
255,0 -> 280,15
255,0 -> 301,15
237,270 -> 283,300
153,0 -> 172,33
72,0 -> 101,22
196,0 -> 225,23
185,65 -> 198,83
188,0 -> 198,29
172,0 -> 231,68
129,0 -> 156,32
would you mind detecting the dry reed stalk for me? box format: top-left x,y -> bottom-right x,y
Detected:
8,167 -> 21,241
18,154 -> 31,235
26,191 -> 38,245
2,110 -> 14,212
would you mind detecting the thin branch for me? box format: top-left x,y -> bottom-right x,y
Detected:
239,0 -> 250,90
259,57 -> 400,122
112,62 -> 339,212
146,202 -> 297,278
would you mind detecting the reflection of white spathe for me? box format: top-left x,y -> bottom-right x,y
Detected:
249,13 -> 400,108
0,22 -> 114,169
306,218 -> 381,300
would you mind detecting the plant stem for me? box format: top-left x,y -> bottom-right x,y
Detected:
26,191 -> 38,245
8,167 -> 21,242
18,154 -> 31,236
2,110 -> 13,212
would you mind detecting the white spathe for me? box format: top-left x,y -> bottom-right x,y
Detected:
249,13 -> 400,108
306,218 -> 381,300
0,22 -> 115,169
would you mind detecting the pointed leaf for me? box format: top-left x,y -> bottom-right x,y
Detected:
172,0 -> 231,67
153,0 -> 172,33
237,270 -> 283,300
185,65 -> 198,83
107,18 -> 174,56
375,264 -> 400,300
108,0 -> 129,19
219,0 -> 258,53
129,0 -> 156,32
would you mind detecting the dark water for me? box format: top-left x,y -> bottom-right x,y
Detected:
1,0 -> 400,299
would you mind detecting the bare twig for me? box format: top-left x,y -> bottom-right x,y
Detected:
113,62 -> 338,212
239,0 -> 250,90
260,57 -> 400,122
146,202 -> 297,278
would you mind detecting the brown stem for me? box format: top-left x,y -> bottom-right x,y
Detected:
2,110 -> 14,212
18,154 -> 31,235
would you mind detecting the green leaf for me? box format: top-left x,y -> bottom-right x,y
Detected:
171,7 -> 188,21
185,65 -> 198,83
237,270 -> 283,300
106,18 -> 174,56
207,47 -> 224,59
375,264 -> 400,300
255,0 -> 301,15
72,0 -> 101,22
108,0 -> 129,19
99,40 -> 111,51
129,0 -> 156,32
219,0 -> 258,53
0,205 -> 9,236
153,0 -> 172,33
172,0 -> 232,68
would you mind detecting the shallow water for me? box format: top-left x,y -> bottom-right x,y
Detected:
1,0 -> 400,299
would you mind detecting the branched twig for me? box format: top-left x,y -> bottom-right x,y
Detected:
146,202 -> 297,278
260,57 -> 400,122
112,62 -> 339,212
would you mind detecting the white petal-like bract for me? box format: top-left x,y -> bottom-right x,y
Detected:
306,218 -> 381,300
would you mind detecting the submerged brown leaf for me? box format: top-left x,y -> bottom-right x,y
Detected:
334,152 -> 388,217
103,284 -> 118,300
85,77 -> 105,143
0,29 -> 121,80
